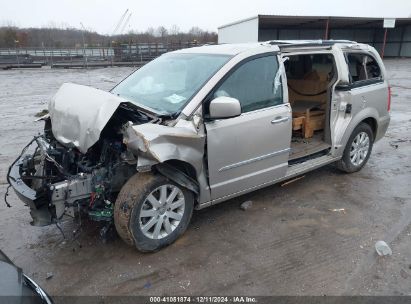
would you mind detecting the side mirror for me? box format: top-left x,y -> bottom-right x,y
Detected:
208,96 -> 241,119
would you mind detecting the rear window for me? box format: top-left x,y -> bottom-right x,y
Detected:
345,53 -> 382,85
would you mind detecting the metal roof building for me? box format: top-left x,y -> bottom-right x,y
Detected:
218,15 -> 411,57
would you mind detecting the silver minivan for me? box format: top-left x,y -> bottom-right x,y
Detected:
7,40 -> 390,252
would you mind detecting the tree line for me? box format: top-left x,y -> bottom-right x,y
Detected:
0,25 -> 217,48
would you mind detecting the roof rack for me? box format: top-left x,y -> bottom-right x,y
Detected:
264,39 -> 357,48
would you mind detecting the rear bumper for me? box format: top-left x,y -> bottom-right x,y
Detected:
375,115 -> 390,142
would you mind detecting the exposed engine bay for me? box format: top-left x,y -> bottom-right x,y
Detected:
9,100 -> 158,227
6,82 -> 204,238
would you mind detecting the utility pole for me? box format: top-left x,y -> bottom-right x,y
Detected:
80,22 -> 88,69
14,40 -> 20,66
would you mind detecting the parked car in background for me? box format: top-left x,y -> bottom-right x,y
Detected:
7,40 -> 390,252
0,250 -> 53,303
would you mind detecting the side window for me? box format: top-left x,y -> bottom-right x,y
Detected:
364,55 -> 382,79
213,55 -> 283,113
346,53 -> 382,85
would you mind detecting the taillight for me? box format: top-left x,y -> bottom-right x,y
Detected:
387,86 -> 391,112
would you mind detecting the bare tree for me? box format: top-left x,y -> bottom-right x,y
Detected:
0,25 -> 217,48
156,26 -> 168,41
169,24 -> 180,36
1,27 -> 18,47
145,27 -> 155,36
188,26 -> 203,37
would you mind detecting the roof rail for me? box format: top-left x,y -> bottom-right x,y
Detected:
264,39 -> 357,47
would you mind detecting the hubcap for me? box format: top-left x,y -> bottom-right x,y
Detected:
350,132 -> 370,166
139,184 -> 185,240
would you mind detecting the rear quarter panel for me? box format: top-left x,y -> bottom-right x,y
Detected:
334,47 -> 390,155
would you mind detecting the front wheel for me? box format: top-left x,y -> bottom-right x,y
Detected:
336,123 -> 374,173
114,172 -> 194,252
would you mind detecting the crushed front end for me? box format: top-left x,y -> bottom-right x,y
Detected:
6,83 -> 165,227
5,82 -> 201,234
7,117 -> 138,226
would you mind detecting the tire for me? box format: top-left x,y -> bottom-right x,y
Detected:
336,122 -> 374,173
114,172 -> 194,252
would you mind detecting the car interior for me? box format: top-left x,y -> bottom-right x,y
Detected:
346,53 -> 381,82
284,53 -> 337,162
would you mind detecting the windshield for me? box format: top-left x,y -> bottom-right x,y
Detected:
112,53 -> 231,115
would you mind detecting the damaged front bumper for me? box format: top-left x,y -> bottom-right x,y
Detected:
6,137 -> 94,226
8,156 -> 43,209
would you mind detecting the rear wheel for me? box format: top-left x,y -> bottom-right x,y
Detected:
336,123 -> 374,173
114,172 -> 194,252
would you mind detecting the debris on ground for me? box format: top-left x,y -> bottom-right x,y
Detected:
375,240 -> 393,256
389,142 -> 399,149
100,76 -> 117,83
400,269 -> 409,279
45,272 -> 54,280
281,175 -> 305,187
178,280 -> 191,289
240,200 -> 253,211
34,109 -> 48,117
389,138 -> 411,149
329,208 -> 346,214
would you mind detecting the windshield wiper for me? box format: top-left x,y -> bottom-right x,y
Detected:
114,92 -> 178,120
120,103 -> 154,120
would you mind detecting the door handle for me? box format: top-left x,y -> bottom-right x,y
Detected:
271,116 -> 289,124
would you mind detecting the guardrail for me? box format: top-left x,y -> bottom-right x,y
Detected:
0,42 -> 215,68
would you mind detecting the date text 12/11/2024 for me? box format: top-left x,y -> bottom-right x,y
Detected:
149,296 -> 257,303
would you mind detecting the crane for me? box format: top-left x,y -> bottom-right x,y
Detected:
112,9 -> 129,36
120,12 -> 132,35
109,9 -> 132,61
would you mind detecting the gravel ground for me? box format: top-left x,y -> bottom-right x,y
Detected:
0,60 -> 410,297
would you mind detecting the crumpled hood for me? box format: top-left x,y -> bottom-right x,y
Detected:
49,83 -> 127,153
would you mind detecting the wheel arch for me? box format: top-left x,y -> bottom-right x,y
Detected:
154,160 -> 200,197
338,108 -> 379,154
361,117 -> 377,140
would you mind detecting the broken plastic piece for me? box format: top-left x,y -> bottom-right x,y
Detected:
281,175 -> 305,187
329,208 -> 346,214
240,200 -> 253,211
375,240 -> 392,256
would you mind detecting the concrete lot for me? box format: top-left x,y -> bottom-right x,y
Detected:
0,60 -> 410,296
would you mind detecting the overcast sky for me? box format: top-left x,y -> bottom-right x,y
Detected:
1,0 -> 410,34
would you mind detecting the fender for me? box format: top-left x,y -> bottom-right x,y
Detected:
123,119 -> 205,174
155,163 -> 199,195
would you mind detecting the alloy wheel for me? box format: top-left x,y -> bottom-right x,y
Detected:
139,184 -> 185,239
350,131 -> 370,166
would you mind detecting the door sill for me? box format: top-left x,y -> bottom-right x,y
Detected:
288,147 -> 331,165
286,153 -> 339,179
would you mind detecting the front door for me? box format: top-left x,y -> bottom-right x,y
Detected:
205,54 -> 291,200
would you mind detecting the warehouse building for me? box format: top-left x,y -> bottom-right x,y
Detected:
218,15 -> 411,57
